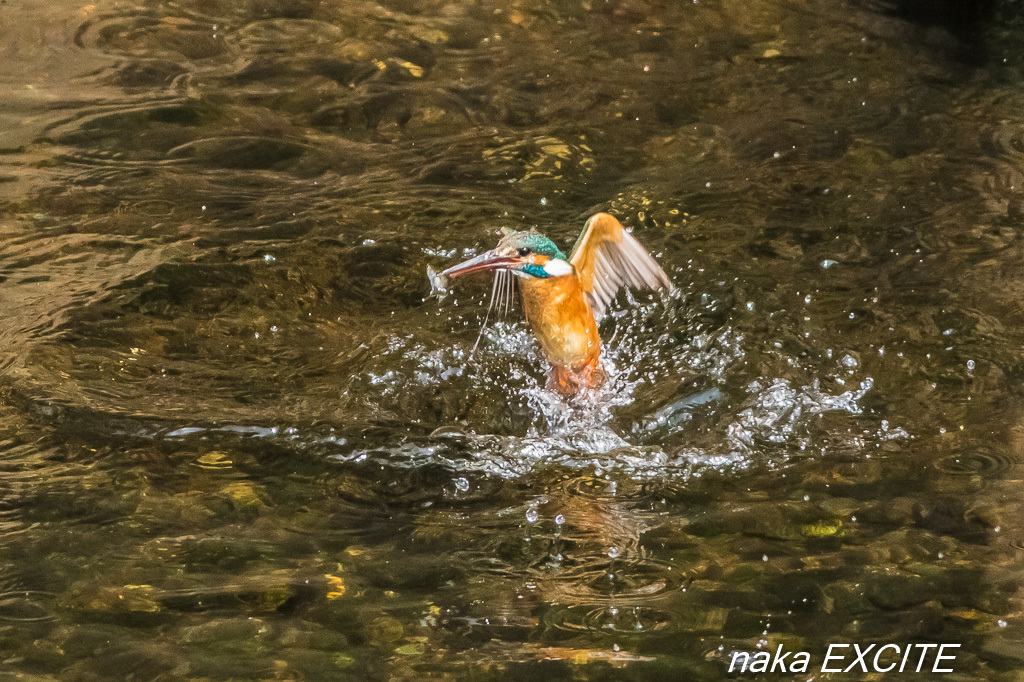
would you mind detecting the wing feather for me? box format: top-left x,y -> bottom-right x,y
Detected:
569,213 -> 671,320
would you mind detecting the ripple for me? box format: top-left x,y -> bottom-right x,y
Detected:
328,466 -> 505,507
933,450 -> 1017,477
129,199 -> 179,217
561,474 -> 679,502
166,136 -> 314,170
0,591 -> 57,623
331,469 -> 429,505
75,11 -> 225,60
969,119 -> 1024,219
191,451 -> 234,470
542,603 -> 674,636
274,506 -> 403,542
226,19 -> 346,55
583,561 -> 682,599
563,475 -> 635,500
449,551 -> 521,578
546,557 -> 693,603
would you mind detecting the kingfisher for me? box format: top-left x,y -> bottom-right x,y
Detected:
440,212 -> 671,395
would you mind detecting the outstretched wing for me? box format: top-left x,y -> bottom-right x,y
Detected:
569,213 -> 671,320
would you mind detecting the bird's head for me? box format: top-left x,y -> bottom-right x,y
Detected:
442,230 -> 573,280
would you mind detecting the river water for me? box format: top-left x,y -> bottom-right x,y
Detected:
1,0 -> 1023,678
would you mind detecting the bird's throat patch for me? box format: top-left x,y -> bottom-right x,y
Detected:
543,259 -> 573,277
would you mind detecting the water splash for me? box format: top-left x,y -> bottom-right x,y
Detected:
314,281 -> 914,481
149,288 -> 907,484
725,376 -> 874,451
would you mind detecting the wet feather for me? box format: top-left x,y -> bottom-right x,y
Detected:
570,213 -> 671,320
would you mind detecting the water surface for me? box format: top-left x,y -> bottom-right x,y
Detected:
1,0 -> 1024,678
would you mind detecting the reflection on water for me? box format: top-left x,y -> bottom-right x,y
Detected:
2,0 -> 1024,677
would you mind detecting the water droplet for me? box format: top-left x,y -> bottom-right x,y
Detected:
554,514 -> 566,526
525,508 -> 539,524
540,197 -> 548,205
821,259 -> 838,269
998,619 -> 1008,628
967,359 -> 976,370
607,546 -> 620,559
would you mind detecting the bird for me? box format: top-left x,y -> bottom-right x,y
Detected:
441,212 -> 671,395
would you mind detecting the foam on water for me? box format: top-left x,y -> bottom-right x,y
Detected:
157,289 -> 908,482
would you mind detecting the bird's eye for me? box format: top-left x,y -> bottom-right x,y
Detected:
517,247 -> 532,257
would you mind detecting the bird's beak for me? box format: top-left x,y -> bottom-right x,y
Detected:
441,249 -> 518,278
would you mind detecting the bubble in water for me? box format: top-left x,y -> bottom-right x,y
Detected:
967,359 -> 976,370
821,259 -> 838,269
525,508 -> 539,524
607,546 -> 620,559
455,477 -> 470,492
554,514 -> 566,526
841,354 -> 858,369
998,619 -> 1008,628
